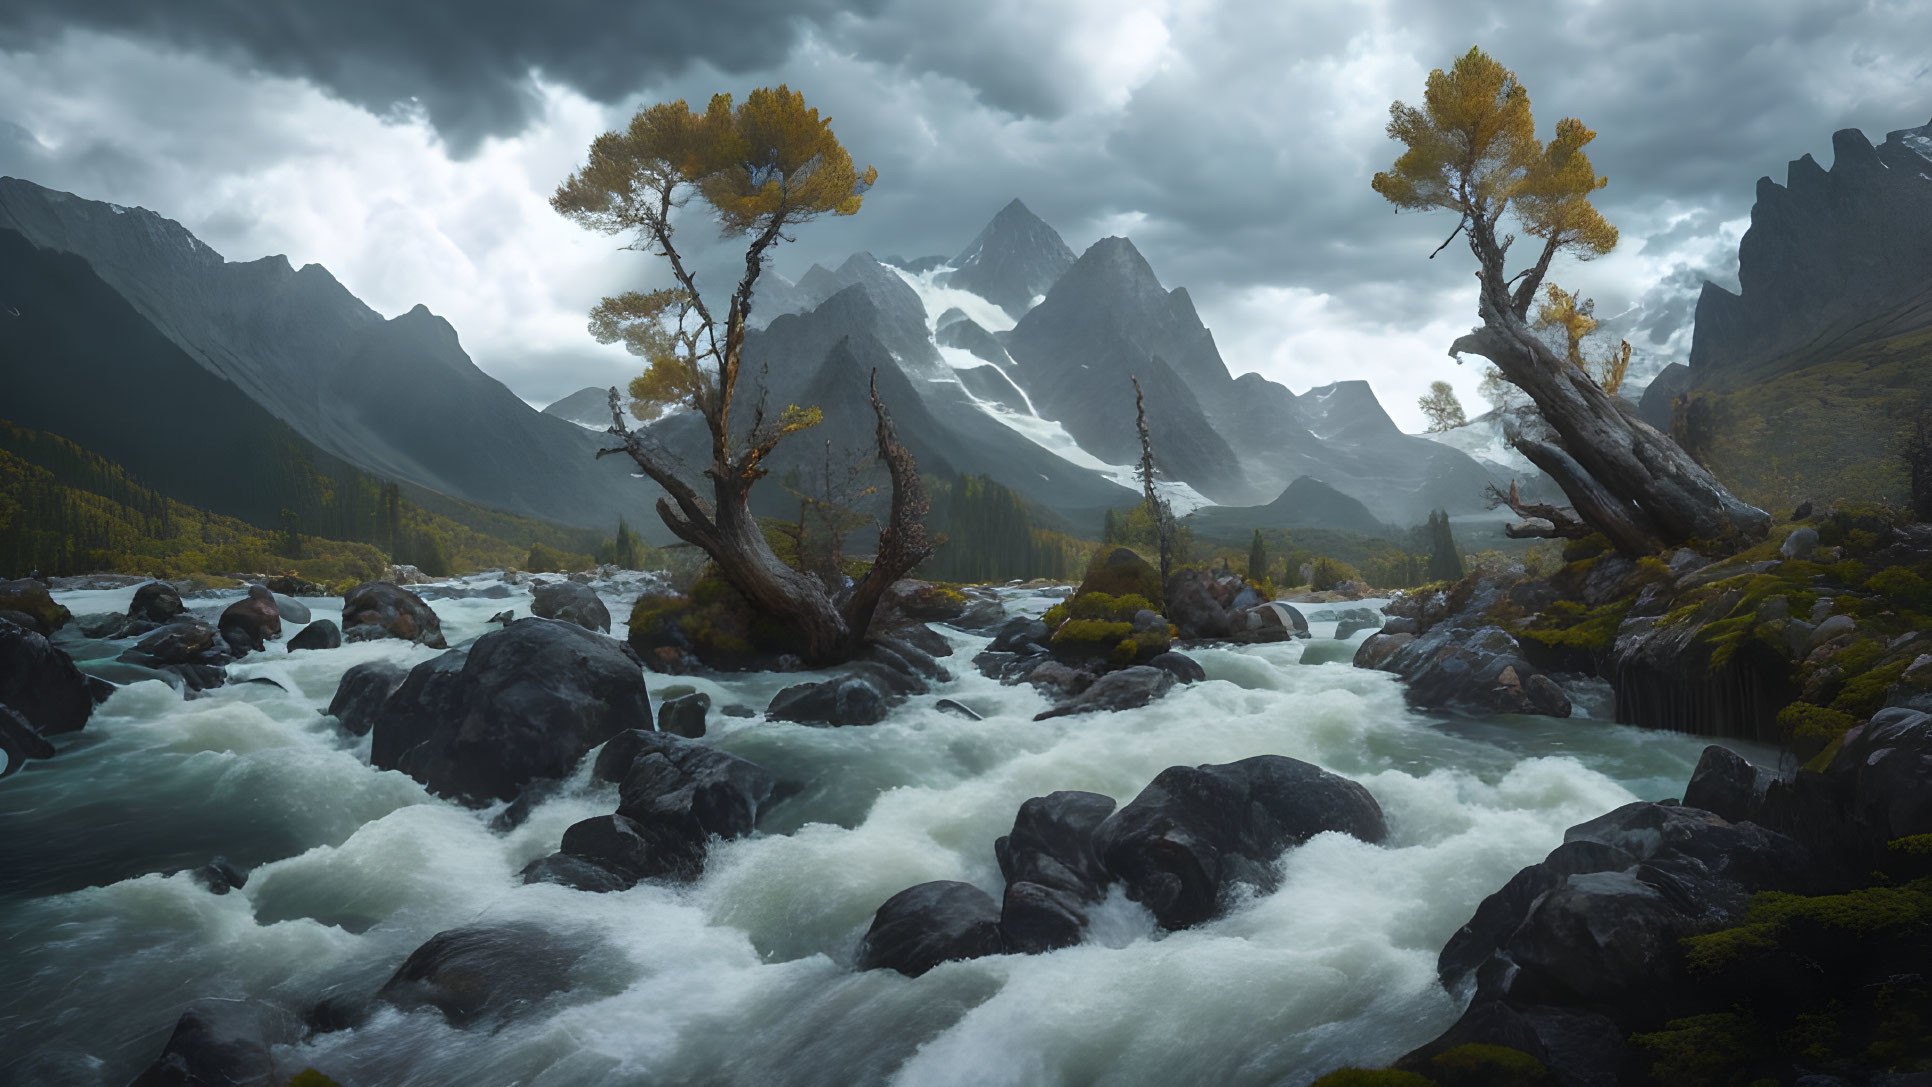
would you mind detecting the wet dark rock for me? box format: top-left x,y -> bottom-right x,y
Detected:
342,581 -> 447,648
560,813 -> 705,884
130,580 -> 185,625
1164,569 -> 1234,639
519,851 -> 631,893
325,661 -> 408,736
0,578 -> 70,634
217,585 -> 284,654
1358,619 -> 1571,718
845,650 -> 930,696
286,619 -> 342,652
721,703 -> 757,718
531,580 -> 611,633
190,856 -> 249,895
766,674 -> 889,726
127,997 -> 301,1087
263,575 -> 326,598
1024,659 -> 1096,698
1824,706 -> 1932,845
370,618 -> 652,803
989,617 -> 1050,654
74,612 -> 139,639
0,618 -> 94,739
934,698 -> 983,720
1145,651 -> 1206,684
952,596 -> 1007,632
857,880 -> 1005,976
996,790 -> 1116,900
0,704 -> 56,777
376,923 -> 595,1029
1681,744 -> 1776,824
1034,665 -> 1175,720
657,691 -> 710,738
593,728 -> 777,847
1235,601 -> 1308,643
999,881 -> 1091,955
1094,755 -> 1388,929
866,632 -> 953,682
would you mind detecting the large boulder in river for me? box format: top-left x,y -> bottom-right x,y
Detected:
1163,569 -> 1233,639
1355,622 -> 1571,718
117,618 -> 231,691
857,881 -> 1005,977
0,578 -> 70,634
531,580 -> 610,633
286,619 -> 342,652
369,618 -> 652,803
995,790 -> 1118,952
376,923 -> 596,1030
0,617 -> 93,739
766,673 -> 890,726
127,997 -> 301,1087
218,585 -> 284,653
326,660 -> 408,736
1033,665 -> 1175,720
1076,547 -> 1162,600
1,704 -> 55,778
592,728 -> 777,845
1094,755 -> 1388,929
129,580 -> 185,624
342,581 -> 446,649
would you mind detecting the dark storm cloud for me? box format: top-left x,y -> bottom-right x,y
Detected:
0,0 -> 886,154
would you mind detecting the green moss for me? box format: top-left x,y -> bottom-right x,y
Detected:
1682,879 -> 1932,975
1778,702 -> 1860,764
1630,1012 -> 1761,1087
1562,533 -> 1613,563
1868,566 -> 1932,611
287,1073 -> 342,1087
1830,659 -> 1909,717
1309,1070 -> 1436,1087
1889,835 -> 1932,856
1513,598 -> 1631,654
1427,1044 -> 1550,1087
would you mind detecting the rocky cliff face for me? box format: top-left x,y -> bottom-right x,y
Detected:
945,198 -> 1076,320
0,177 -> 651,532
1690,120 -> 1932,383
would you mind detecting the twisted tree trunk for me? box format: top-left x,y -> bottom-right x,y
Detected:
599,374 -> 934,666
1454,219 -> 1769,554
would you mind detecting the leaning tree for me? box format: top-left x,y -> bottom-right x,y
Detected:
1372,47 -> 1768,556
552,86 -> 933,665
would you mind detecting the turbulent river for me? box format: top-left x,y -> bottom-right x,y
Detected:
0,577 -> 1766,1087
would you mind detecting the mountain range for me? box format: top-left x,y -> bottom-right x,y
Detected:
3,178 -> 1510,552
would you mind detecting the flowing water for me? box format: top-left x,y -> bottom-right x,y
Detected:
0,578 -> 1771,1087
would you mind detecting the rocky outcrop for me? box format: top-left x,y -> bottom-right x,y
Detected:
766,674 -> 890,726
376,923 -> 596,1029
858,756 -> 1386,973
325,660 -> 408,736
130,580 -> 185,625
0,617 -> 94,747
368,618 -> 651,803
342,581 -> 446,648
1095,755 -> 1388,929
857,881 -> 1006,977
1163,569 -> 1306,644
522,729 -> 777,889
531,580 -> 610,633
1033,665 -> 1175,720
657,691 -> 710,738
1355,577 -> 1573,718
286,619 -> 341,651
218,585 -> 283,653
127,998 -> 301,1087
0,578 -> 70,634
116,617 -> 231,691
946,197 -> 1077,320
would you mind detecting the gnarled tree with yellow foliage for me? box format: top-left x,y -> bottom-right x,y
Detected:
553,86 -> 933,664
1373,48 -> 1767,554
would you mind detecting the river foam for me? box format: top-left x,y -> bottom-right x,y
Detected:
0,577 -> 1749,1086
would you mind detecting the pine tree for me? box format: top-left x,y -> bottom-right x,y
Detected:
1248,530 -> 1267,581
1425,509 -> 1464,581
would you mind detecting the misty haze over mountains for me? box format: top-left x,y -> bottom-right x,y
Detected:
2,180 -> 1515,540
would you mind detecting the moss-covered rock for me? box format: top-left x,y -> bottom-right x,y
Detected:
1076,547 -> 1162,602
1309,1069 -> 1436,1087
626,575 -> 806,673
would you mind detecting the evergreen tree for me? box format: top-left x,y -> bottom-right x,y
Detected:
1248,530 -> 1267,581
1425,509 -> 1464,581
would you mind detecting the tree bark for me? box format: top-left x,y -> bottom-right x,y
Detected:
1452,220 -> 1769,555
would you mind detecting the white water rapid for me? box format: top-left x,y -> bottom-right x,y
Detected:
0,576 -> 1755,1086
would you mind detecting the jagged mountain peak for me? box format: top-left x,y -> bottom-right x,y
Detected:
948,197 -> 1077,319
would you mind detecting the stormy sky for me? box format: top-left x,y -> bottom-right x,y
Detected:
2,1 -> 1927,431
